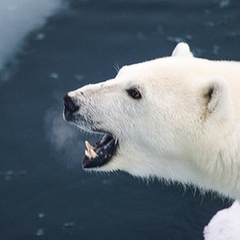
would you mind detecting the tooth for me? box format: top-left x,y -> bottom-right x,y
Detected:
85,149 -> 91,159
90,148 -> 97,158
104,138 -> 115,149
85,140 -> 92,151
100,134 -> 109,144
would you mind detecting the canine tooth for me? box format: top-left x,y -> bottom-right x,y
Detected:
90,148 -> 97,158
85,140 -> 93,151
85,149 -> 92,159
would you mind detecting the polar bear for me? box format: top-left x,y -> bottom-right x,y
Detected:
63,43 -> 240,200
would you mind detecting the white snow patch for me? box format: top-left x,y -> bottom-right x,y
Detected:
204,201 -> 240,240
0,0 -> 65,77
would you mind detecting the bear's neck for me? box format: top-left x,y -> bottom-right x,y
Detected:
193,149 -> 240,200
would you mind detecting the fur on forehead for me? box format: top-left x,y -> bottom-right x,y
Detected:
117,42 -> 194,80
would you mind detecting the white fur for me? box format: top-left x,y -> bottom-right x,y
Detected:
67,43 -> 240,200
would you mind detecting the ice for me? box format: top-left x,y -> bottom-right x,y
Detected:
0,0 -> 65,79
36,228 -> 45,237
219,0 -> 230,9
204,201 -> 240,240
50,72 -> 59,79
0,170 -> 27,182
63,222 -> 75,230
38,213 -> 45,219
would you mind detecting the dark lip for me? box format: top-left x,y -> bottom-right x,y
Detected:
63,95 -> 79,114
63,108 -> 72,122
82,133 -> 118,169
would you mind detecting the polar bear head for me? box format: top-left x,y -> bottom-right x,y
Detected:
63,43 -> 235,193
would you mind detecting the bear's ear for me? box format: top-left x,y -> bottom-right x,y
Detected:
171,42 -> 193,58
201,78 -> 231,117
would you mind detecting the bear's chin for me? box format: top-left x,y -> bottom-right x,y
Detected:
82,132 -> 118,169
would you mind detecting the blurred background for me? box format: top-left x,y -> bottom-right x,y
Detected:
0,0 -> 239,239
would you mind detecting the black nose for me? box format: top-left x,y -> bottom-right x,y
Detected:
63,95 -> 79,113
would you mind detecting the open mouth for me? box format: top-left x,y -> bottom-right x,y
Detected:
62,94 -> 118,168
83,133 -> 118,169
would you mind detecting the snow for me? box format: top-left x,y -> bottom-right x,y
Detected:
204,201 -> 240,240
0,0 -> 64,75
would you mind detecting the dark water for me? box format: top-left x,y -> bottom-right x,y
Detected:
1,0 -> 239,239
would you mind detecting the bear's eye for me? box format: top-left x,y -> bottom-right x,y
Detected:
127,88 -> 142,100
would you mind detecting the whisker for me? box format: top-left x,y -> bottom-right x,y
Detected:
113,63 -> 120,73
